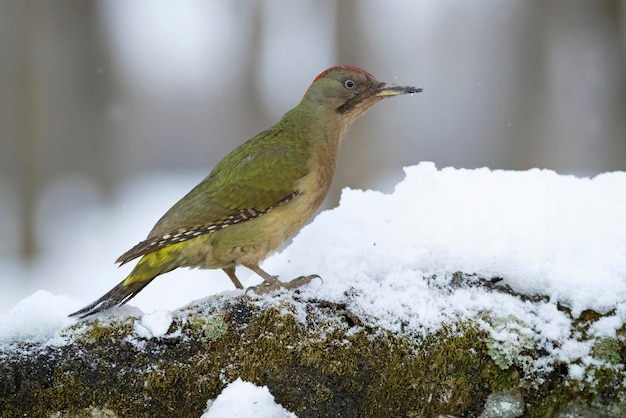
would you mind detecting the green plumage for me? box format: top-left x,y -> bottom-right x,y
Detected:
70,65 -> 421,318
149,123 -> 310,239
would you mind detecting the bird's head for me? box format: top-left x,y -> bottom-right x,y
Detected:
301,65 -> 422,121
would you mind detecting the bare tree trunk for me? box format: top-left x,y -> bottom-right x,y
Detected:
10,1 -> 39,259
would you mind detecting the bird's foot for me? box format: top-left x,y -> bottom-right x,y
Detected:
246,274 -> 321,295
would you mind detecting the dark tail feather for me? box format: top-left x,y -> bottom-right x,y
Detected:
68,279 -> 154,319
70,247 -> 181,319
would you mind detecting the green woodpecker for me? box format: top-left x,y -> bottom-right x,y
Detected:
70,65 -> 421,318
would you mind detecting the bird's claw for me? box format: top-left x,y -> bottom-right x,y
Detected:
245,274 -> 322,295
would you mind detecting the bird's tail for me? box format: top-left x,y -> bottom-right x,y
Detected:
69,251 -> 178,319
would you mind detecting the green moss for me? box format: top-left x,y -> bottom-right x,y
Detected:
361,324 -> 503,417
2,296 -> 625,417
522,342 -> 626,417
221,303 -> 512,417
65,318 -> 136,346
49,407 -> 119,417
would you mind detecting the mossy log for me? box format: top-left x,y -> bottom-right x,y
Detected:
1,280 -> 625,417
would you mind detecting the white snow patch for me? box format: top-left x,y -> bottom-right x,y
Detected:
0,290 -> 81,346
202,378 -> 297,418
134,309 -> 173,339
568,364 -> 586,380
268,162 -> 626,319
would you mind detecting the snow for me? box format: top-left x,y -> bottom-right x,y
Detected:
134,310 -> 173,339
0,290 -> 79,345
270,163 -> 626,317
202,378 -> 297,418
2,162 -> 626,408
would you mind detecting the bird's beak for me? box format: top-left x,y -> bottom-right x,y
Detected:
376,83 -> 423,97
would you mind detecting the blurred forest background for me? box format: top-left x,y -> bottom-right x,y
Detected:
1,1 -> 625,289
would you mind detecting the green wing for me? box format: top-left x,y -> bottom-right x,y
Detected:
116,126 -> 310,265
148,126 -> 310,239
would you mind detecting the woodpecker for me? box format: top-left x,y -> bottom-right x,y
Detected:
70,65 -> 421,318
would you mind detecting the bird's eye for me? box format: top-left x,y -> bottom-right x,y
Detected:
344,79 -> 355,89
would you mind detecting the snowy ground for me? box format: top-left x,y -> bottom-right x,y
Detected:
2,162 -> 625,416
